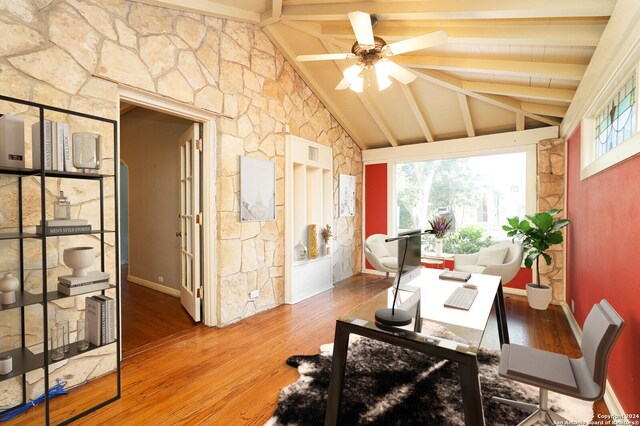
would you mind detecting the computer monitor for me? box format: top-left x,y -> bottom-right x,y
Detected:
396,229 -> 422,287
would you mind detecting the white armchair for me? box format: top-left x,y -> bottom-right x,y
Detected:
454,241 -> 523,285
364,234 -> 398,278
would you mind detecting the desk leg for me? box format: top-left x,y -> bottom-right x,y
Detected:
325,323 -> 350,426
414,302 -> 422,333
494,283 -> 510,345
458,358 -> 485,426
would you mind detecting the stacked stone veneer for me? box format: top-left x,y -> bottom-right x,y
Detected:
537,137 -> 566,302
0,0 -> 363,406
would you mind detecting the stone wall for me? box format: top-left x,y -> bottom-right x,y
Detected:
537,137 -> 566,302
0,0 -> 363,406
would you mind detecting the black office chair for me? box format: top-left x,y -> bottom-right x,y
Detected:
493,299 -> 624,425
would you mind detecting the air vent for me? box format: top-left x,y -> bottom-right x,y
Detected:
308,146 -> 319,161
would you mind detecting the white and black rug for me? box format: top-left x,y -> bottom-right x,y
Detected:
267,336 -> 592,425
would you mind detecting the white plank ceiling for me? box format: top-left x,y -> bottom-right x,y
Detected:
135,0 -> 617,149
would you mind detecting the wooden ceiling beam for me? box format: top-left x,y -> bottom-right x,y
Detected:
461,81 -> 575,102
395,56 -> 587,80
321,24 -> 605,47
516,113 -> 526,131
319,39 -> 399,147
399,84 -> 434,142
280,0 -> 614,21
521,102 -> 569,118
456,93 -> 476,137
412,69 -> 561,126
279,20 -> 352,50
261,25 -> 367,149
133,0 -> 260,23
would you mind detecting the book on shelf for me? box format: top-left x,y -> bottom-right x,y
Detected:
32,120 -> 52,170
58,280 -> 110,296
59,271 -> 110,286
85,296 -> 102,346
42,219 -> 89,227
93,295 -> 115,344
439,270 -> 472,282
36,224 -> 92,235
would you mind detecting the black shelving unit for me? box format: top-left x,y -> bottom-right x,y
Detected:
0,94 -> 120,425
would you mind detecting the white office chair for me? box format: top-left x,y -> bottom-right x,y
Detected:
364,234 -> 398,278
454,241 -> 523,285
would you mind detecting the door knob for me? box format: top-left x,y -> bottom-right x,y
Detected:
176,232 -> 182,237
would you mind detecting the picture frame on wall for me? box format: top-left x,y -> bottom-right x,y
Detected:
240,156 -> 276,222
339,174 -> 356,217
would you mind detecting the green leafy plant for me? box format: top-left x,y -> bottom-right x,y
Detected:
443,225 -> 493,254
502,209 -> 570,288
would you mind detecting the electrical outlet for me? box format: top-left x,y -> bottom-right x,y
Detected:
571,299 -> 575,313
158,276 -> 164,283
250,290 -> 259,300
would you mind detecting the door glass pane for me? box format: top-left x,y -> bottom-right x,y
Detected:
181,253 -> 186,289
186,219 -> 192,253
186,140 -> 191,177
396,152 -> 527,254
186,256 -> 192,292
186,179 -> 191,215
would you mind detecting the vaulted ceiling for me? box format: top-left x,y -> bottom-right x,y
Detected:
136,0 -> 617,149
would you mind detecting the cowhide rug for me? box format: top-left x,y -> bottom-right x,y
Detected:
267,333 -> 592,425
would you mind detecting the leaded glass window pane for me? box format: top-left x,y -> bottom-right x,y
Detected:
594,73 -> 637,158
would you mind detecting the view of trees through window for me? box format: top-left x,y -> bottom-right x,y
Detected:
396,152 -> 527,254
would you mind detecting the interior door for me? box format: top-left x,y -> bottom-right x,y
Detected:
179,124 -> 201,322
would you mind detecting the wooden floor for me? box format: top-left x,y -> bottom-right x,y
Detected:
7,273 -> 608,424
121,266 -> 196,358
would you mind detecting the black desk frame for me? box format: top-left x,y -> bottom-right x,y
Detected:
325,282 -> 509,426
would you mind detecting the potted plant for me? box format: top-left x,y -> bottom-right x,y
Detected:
502,209 -> 570,310
321,224 -> 332,256
428,216 -> 452,256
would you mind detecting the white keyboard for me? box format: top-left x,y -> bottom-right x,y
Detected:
444,287 -> 478,310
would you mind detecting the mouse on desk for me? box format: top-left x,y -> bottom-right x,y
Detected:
462,283 -> 478,290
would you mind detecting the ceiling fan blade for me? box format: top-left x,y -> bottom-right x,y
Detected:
386,30 -> 448,56
348,11 -> 375,47
296,53 -> 353,62
383,61 -> 416,84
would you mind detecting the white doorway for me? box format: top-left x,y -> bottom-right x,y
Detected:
118,87 -> 217,327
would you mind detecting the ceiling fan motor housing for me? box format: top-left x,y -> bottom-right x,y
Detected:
351,36 -> 388,68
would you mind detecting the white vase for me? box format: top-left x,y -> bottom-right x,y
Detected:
0,273 -> 19,305
63,247 -> 95,277
434,238 -> 443,257
324,243 -> 331,256
526,283 -> 552,310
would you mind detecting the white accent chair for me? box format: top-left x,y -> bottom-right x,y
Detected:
364,234 -> 398,278
454,241 -> 523,285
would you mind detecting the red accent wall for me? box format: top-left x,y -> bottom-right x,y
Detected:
567,126 -> 640,413
364,164 -> 388,269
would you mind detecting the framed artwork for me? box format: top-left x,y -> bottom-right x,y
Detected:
240,156 -> 276,222
339,174 -> 356,217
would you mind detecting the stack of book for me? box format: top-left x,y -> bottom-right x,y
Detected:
32,120 -> 74,172
57,271 -> 110,296
86,295 -> 115,346
36,219 -> 91,235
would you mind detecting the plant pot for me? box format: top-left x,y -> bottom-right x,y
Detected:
63,247 -> 95,277
526,283 -> 552,310
434,238 -> 443,256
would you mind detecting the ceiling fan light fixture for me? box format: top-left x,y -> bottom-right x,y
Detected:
343,64 -> 363,82
349,76 -> 364,93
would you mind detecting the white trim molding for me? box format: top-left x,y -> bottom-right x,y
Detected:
560,302 -> 626,417
127,275 -> 181,298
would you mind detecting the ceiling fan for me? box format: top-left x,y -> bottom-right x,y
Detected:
295,11 -> 447,92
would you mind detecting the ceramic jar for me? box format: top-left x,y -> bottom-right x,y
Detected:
0,273 -> 19,305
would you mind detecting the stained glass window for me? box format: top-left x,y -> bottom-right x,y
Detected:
594,73 -> 637,158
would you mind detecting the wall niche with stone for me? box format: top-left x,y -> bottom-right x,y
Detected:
0,96 -> 119,424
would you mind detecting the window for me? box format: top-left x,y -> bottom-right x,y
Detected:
594,73 -> 636,158
395,152 -> 527,254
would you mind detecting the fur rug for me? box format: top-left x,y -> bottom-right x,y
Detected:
267,335 -> 592,425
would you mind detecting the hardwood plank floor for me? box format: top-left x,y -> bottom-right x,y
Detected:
6,273 -> 608,424
121,266 -> 196,358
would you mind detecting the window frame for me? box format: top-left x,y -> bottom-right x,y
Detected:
580,63 -> 640,180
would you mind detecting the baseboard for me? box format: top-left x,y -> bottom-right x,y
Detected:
502,287 -> 527,297
560,302 -> 626,416
127,275 -> 181,298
